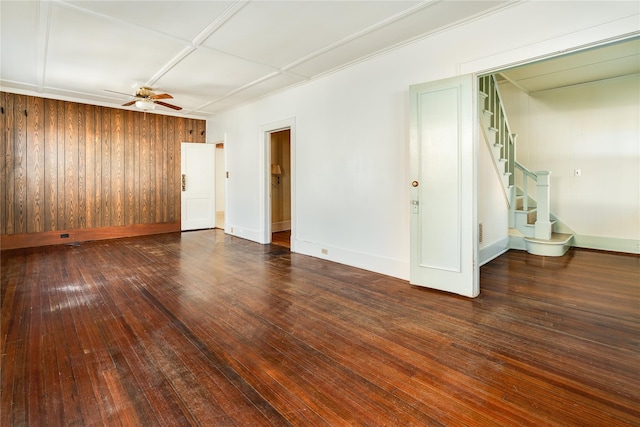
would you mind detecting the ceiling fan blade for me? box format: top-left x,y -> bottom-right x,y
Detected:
155,101 -> 182,110
122,100 -> 136,106
151,93 -> 173,100
105,89 -> 134,97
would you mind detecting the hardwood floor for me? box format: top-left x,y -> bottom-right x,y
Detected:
272,230 -> 291,249
2,229 -> 639,426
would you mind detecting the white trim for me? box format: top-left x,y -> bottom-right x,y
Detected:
259,118 -> 296,249
294,239 -> 409,281
573,235 -> 640,255
479,237 -> 510,266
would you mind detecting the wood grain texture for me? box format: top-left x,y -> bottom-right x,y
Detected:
77,104 -> 86,229
44,99 -> 58,231
0,92 -> 206,245
56,101 -> 66,230
65,102 -> 78,230
1,93 -> 10,235
0,221 -> 180,250
2,233 -> 638,426
13,95 -> 27,234
26,96 -> 44,233
84,104 -> 96,229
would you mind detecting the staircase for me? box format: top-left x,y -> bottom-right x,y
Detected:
479,75 -> 573,256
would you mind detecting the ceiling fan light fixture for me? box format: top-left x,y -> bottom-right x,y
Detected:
135,99 -> 155,110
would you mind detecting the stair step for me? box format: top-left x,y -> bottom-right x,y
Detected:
488,127 -> 498,133
524,233 -> 573,256
483,109 -> 493,117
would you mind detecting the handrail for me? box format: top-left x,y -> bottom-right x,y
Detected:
515,161 -> 536,180
479,75 -> 517,187
514,161 -> 537,211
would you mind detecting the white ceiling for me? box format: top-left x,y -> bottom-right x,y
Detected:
499,37 -> 640,93
1,0 -> 511,118
2,2 -> 637,118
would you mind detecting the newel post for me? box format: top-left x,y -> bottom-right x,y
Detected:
534,171 -> 552,240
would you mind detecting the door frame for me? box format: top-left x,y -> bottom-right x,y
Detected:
259,118 -> 296,249
215,136 -> 227,230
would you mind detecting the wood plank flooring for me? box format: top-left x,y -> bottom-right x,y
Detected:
2,229 -> 639,426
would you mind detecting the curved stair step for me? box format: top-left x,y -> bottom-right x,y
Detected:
524,233 -> 573,256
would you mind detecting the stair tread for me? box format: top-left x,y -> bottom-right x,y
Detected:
524,233 -> 573,244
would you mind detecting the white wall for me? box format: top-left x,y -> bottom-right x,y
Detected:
500,75 -> 640,252
208,1 -> 639,278
478,130 -> 510,265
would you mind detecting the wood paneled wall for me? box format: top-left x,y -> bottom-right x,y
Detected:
0,92 -> 206,248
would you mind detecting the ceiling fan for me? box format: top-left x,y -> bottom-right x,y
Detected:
105,86 -> 182,111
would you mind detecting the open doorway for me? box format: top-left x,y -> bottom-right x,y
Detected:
214,142 -> 225,229
270,129 -> 291,248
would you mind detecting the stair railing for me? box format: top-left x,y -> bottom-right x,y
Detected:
479,75 -> 516,189
514,162 -> 552,240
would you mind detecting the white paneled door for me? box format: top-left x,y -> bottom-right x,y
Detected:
409,75 -> 478,297
181,143 -> 216,231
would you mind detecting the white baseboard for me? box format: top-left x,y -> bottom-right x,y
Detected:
573,235 -> 640,254
293,239 -> 409,280
225,224 -> 262,243
479,237 -> 510,266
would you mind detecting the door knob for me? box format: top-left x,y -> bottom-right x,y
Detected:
412,180 -> 419,187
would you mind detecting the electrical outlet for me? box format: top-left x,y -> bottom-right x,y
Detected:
321,248 -> 328,255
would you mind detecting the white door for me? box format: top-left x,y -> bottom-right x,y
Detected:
181,143 -> 215,231
409,75 -> 478,297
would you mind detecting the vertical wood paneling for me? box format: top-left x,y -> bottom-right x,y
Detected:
56,101 -> 66,229
139,114 -> 149,224
94,108 -> 102,228
111,109 -> 124,226
26,97 -> 45,233
167,119 -> 180,221
77,105 -> 86,229
147,114 -> 156,223
0,93 -> 7,235
195,120 -> 206,143
125,111 -> 141,225
124,110 -> 135,225
1,92 -> 205,239
65,102 -> 78,230
44,99 -> 58,231
84,105 -> 96,229
0,96 -> 15,234
156,117 -> 170,222
101,108 -> 111,227
14,96 -> 27,234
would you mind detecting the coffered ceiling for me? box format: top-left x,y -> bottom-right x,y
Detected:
2,1 -> 637,118
1,0 -> 511,118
